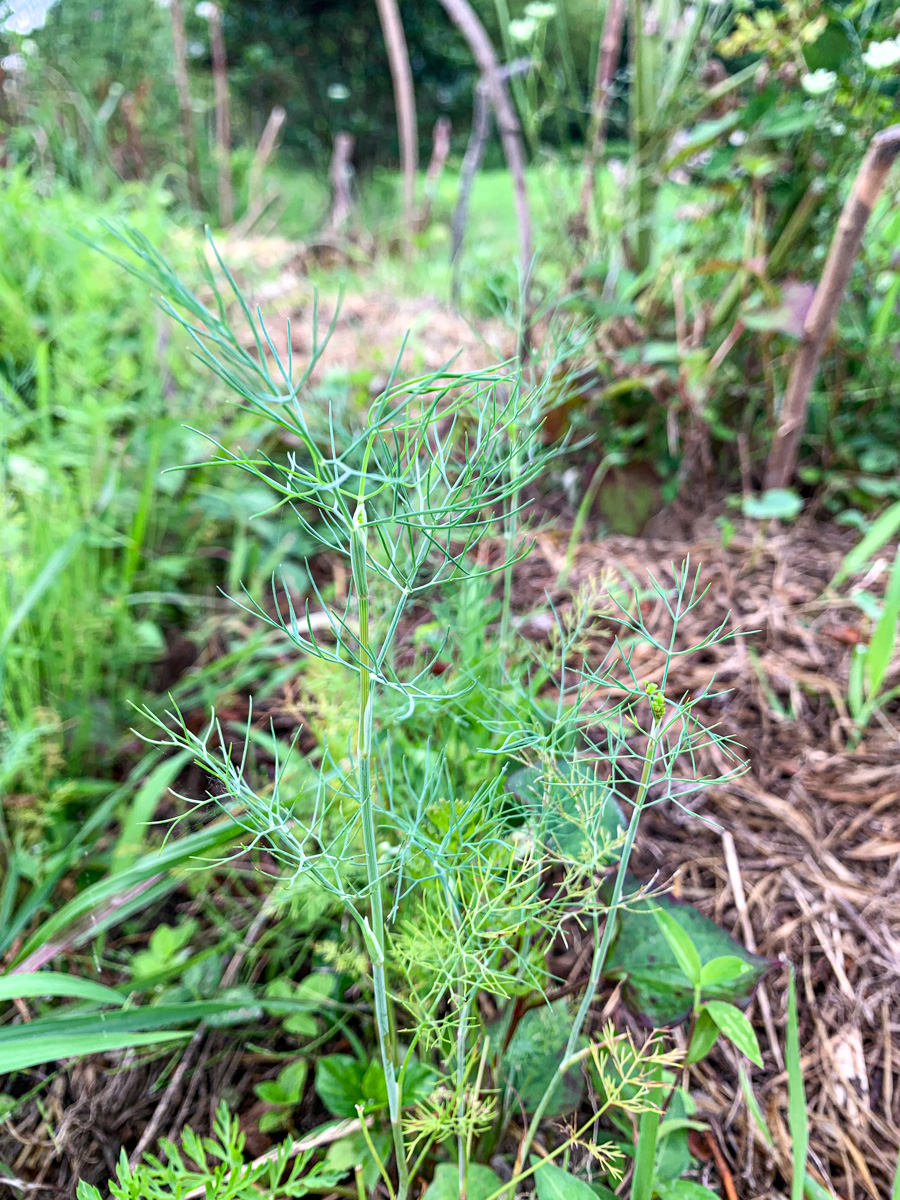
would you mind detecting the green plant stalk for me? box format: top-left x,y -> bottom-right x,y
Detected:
351,503 -> 408,1200
457,991 -> 472,1200
512,708 -> 664,1179
561,455 -> 613,586
786,966 -> 808,1200
499,436 -> 521,655
630,1040 -> 662,1200
630,0 -> 653,273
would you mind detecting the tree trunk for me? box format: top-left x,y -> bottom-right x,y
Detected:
206,4 -> 234,227
438,0 -> 533,284
578,0 -> 626,235
375,0 -> 419,236
765,126 -> 900,491
167,0 -> 201,210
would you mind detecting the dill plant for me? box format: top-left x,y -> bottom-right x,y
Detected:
114,230 -> 742,1199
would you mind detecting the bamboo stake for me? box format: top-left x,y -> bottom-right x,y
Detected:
327,131 -> 356,234
765,126 -> 900,491
374,0 -> 419,237
438,0 -> 533,286
416,115 -> 452,231
578,0 -> 626,235
200,1 -> 233,227
167,0 -> 202,210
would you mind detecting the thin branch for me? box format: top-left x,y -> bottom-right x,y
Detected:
766,126 -> 900,490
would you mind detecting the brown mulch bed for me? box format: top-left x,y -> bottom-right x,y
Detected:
520,510 -> 900,1200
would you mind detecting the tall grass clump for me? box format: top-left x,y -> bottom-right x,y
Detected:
0,173 -> 316,784
114,228 -> 756,1199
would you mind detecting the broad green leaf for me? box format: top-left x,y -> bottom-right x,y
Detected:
425,1163 -> 504,1200
687,1009 -> 719,1064
277,1058 -> 308,1098
505,764 -> 624,862
499,1000 -> 584,1115
705,1001 -> 763,1067
742,489 -> 803,522
699,956 -> 754,988
400,1059 -> 441,1107
657,1181 -> 722,1200
315,1055 -> 370,1118
654,1089 -> 695,1184
324,1129 -> 392,1192
0,973 -> 124,1007
603,878 -> 771,1025
653,910 -> 701,987
533,1159 -> 599,1200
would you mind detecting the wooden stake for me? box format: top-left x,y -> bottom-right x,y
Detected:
577,0 -> 625,236
328,131 -> 356,234
374,0 -> 419,238
438,0 -> 533,291
167,0 -> 202,210
416,115 -> 452,232
765,126 -> 900,491
205,3 -> 234,227
246,105 -> 286,214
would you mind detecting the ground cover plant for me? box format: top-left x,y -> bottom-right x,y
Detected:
2,0 -> 900,1197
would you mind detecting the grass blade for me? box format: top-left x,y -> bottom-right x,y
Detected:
866,546 -> 900,698
832,501 -> 900,587
0,973 -> 124,1006
0,1031 -> 189,1073
786,967 -> 808,1200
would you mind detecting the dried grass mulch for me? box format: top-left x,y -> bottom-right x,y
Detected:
521,510 -> 900,1200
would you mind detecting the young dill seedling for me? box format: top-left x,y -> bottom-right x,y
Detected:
113,230 -> 745,1200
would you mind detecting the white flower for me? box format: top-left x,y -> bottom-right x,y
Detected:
194,1 -> 217,19
509,16 -> 537,42
327,83 -> 350,101
2,0 -> 58,34
862,37 -> 900,71
154,0 -> 172,7
1,53 -> 25,71
21,37 -> 37,53
801,68 -> 836,95
728,129 -> 748,146
524,1 -> 556,20
187,39 -> 204,57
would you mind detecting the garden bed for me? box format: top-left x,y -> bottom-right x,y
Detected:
3,504 -> 897,1200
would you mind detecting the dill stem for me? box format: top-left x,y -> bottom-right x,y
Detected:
353,505 -> 409,1200
510,710 -> 664,1186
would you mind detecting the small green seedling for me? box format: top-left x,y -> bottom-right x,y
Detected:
255,1060 -> 309,1133
653,908 -> 763,1069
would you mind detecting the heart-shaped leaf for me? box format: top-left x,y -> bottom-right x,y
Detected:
603,878 -> 772,1025
506,763 -> 624,862
499,999 -> 584,1115
425,1163 -> 504,1200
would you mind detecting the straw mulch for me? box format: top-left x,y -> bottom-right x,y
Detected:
523,511 -> 900,1200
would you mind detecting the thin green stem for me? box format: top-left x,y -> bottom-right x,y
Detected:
352,502 -> 408,1200
630,1038 -> 662,1200
511,708 -> 664,1184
